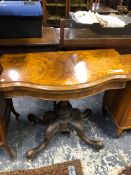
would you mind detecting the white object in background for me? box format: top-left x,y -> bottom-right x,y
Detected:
95,13 -> 126,28
74,11 -> 99,24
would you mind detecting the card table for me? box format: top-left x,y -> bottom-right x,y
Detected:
0,49 -> 130,159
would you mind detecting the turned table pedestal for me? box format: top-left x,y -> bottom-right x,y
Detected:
0,49 -> 130,159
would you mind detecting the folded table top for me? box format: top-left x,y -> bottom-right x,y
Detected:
0,49 -> 130,100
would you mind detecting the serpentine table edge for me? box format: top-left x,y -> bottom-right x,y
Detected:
0,49 -> 130,100
0,49 -> 130,160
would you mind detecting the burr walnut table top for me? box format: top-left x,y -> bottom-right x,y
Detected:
119,54 -> 131,78
0,49 -> 130,100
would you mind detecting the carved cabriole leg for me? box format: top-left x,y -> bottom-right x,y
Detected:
1,125 -> 15,160
70,120 -> 104,150
28,113 -> 45,124
27,101 -> 104,160
0,96 -> 15,161
81,108 -> 92,119
26,121 -> 60,159
28,111 -> 58,125
6,98 -> 20,120
0,129 -> 15,161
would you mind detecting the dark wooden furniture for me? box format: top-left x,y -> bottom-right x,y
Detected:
108,0 -> 130,14
0,49 -> 130,159
103,54 -> 131,137
58,19 -> 131,49
42,0 -> 118,27
0,60 -> 19,160
92,5 -> 118,13
0,95 -> 13,160
0,27 -> 59,47
42,0 -> 69,27
42,0 -> 91,27
105,0 -> 121,10
2,18 -> 131,50
0,96 -> 19,160
69,0 -> 91,13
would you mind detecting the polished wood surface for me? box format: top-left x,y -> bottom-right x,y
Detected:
0,27 -> 59,46
103,54 -> 131,136
59,28 -> 131,48
0,49 -> 130,100
120,54 -> 131,77
58,20 -> 131,49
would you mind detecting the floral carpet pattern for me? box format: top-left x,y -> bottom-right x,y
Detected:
0,93 -> 130,175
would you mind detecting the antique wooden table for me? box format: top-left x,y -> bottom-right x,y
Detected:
0,49 -> 130,159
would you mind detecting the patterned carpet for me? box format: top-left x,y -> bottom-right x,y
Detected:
0,160 -> 82,175
0,93 -> 130,175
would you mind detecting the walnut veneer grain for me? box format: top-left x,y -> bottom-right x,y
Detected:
0,49 -> 130,100
0,49 -> 130,159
